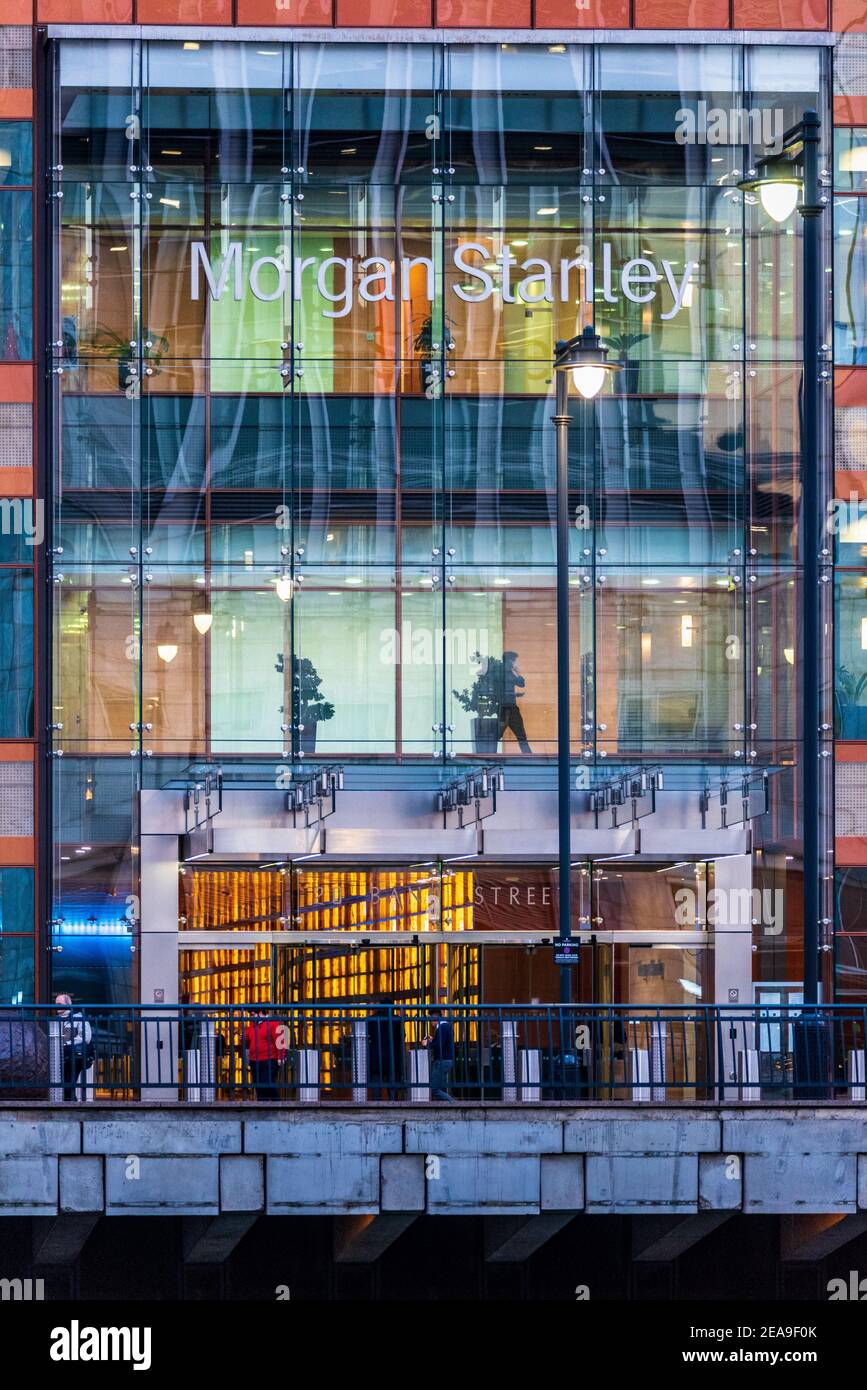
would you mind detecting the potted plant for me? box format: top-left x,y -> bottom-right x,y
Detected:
452,652 -> 503,755
293,657 -> 335,756
89,326 -> 170,391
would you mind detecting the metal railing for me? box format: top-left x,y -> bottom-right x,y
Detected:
0,1004 -> 864,1104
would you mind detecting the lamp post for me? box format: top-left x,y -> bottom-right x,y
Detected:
552,327 -> 619,1003
740,111 -> 829,1007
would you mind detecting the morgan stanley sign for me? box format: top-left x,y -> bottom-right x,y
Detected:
190,242 -> 700,320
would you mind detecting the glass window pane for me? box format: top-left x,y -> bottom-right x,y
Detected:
0,122 -> 32,185
0,191 -> 32,361
0,570 -> 33,737
0,868 -> 34,934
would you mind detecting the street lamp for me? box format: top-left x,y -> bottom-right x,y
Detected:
739,109 -> 829,1007
552,327 -> 619,1002
740,157 -> 802,224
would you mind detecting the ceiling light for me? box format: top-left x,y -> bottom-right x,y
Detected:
192,592 -> 212,635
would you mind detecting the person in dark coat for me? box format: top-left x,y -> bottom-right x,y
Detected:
367,1003 -> 405,1101
497,650 -> 532,754
423,1007 -> 455,1102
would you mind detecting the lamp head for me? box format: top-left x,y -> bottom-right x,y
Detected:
554,325 -> 619,399
192,590 -> 212,635
738,159 -> 802,224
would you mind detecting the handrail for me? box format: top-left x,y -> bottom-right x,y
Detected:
0,1004 -> 862,1105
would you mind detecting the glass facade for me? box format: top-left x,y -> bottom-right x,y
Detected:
46,36 -> 834,1013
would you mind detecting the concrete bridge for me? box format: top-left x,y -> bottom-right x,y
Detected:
3,1104 -> 867,1270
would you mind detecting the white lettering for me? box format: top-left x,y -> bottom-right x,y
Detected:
660,259 -> 698,320
190,241 -> 242,301
250,256 -> 287,302
359,256 -> 394,303
452,243 -> 494,301
317,257 -> 353,319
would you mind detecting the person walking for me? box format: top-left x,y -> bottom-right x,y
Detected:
497,651 -> 532,755
244,1007 -> 283,1101
55,994 -> 93,1101
423,1007 -> 455,1103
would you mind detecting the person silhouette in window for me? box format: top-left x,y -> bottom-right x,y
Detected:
498,650 -> 532,755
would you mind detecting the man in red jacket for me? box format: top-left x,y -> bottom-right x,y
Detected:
244,1008 -> 283,1100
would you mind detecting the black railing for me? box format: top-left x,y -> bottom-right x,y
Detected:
0,1004 -> 864,1104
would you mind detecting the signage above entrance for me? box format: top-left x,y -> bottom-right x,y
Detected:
190,241 -> 700,321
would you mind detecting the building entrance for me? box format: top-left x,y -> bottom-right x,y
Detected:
175,859 -> 718,1011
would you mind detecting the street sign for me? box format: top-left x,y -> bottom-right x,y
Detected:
553,940 -> 580,966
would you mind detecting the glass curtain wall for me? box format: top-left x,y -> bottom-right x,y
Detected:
48,38 -> 830,1005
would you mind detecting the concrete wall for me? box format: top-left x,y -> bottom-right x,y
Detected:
2,1107 -> 867,1218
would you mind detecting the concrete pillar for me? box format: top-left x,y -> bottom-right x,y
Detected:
140,830 -> 182,1101
713,853 -> 754,1099
332,1154 -> 425,1263
712,853 -> 754,1007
